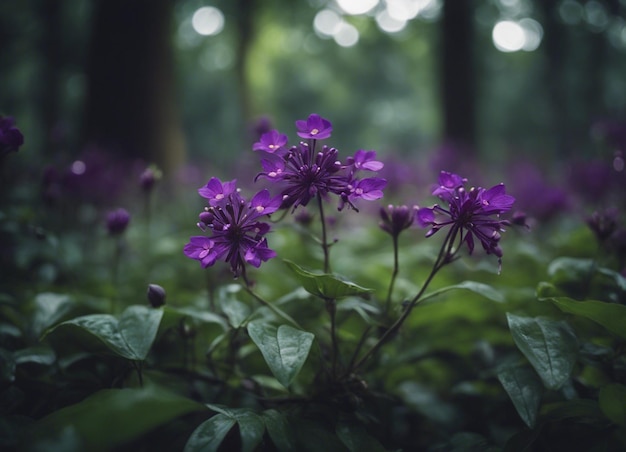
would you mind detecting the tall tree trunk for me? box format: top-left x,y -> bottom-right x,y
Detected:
440,0 -> 476,151
82,0 -> 185,173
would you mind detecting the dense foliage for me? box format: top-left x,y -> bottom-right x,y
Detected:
1,113 -> 625,451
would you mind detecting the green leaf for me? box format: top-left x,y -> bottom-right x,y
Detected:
31,292 -> 75,337
547,297 -> 626,340
184,414 -> 236,452
261,409 -> 296,452
233,411 -> 265,452
201,405 -> 266,452
335,420 -> 387,452
26,385 -> 206,451
218,285 -> 250,328
247,322 -> 315,388
497,364 -> 543,428
599,384 -> 626,426
43,305 -> 163,361
118,305 -> 164,360
159,306 -> 227,334
421,280 -> 504,304
284,260 -> 373,299
506,313 -> 578,390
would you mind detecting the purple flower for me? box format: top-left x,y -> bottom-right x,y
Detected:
0,116 -> 24,156
340,177 -> 387,209
254,115 -> 387,212
184,182 -> 281,276
198,177 -> 238,206
253,130 -> 288,153
417,171 -> 515,268
380,205 -> 416,237
347,150 -> 384,172
106,208 -> 131,235
295,114 -> 333,140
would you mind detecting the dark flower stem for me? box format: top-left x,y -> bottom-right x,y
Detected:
317,194 -> 331,273
349,225 -> 459,374
384,234 -> 400,314
315,193 -> 340,377
241,282 -> 303,329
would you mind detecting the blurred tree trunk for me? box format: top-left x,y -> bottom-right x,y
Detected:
440,0 -> 476,151
82,0 -> 185,173
233,0 -> 257,124
40,0 -> 62,154
537,0 -> 569,155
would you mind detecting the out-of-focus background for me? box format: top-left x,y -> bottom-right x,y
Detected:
2,0 -> 625,176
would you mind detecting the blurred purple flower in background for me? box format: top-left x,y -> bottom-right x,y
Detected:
508,161 -> 570,223
0,116 -> 24,156
106,208 -> 131,235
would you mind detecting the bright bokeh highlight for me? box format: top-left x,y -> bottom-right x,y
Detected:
492,18 -> 543,53
336,0 -> 379,16
191,7 -> 224,36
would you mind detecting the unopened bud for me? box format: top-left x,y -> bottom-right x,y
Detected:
147,283 -> 166,307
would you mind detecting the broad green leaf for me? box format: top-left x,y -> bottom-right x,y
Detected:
232,411 -> 265,452
261,409 -> 296,452
284,260 -> 373,299
184,414 -> 236,452
45,314 -> 133,358
203,405 -> 266,452
548,297 -> 626,340
599,384 -> 626,426
247,322 -> 314,388
25,385 -> 206,452
506,313 -> 578,390
497,364 -> 543,428
335,420 -> 387,452
421,280 -> 504,304
118,305 -> 164,360
43,305 -> 163,361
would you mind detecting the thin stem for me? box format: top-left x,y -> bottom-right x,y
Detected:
317,194 -> 331,273
241,283 -> 303,329
348,226 -> 459,374
384,234 -> 400,314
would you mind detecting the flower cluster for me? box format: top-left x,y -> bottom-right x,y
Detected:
417,171 -> 515,267
184,178 -> 282,277
253,114 -> 387,212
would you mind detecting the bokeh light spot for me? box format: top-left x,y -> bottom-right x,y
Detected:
492,20 -> 525,52
192,7 -> 224,36
71,160 -> 86,175
314,9 -> 342,36
337,0 -> 379,16
334,22 -> 359,47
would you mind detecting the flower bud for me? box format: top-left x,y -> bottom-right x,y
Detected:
106,208 -> 130,235
147,283 -> 166,307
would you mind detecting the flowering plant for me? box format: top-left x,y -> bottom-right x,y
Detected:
4,113 -> 626,451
